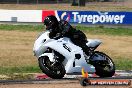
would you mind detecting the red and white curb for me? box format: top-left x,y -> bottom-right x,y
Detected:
35,70 -> 132,79
0,70 -> 131,80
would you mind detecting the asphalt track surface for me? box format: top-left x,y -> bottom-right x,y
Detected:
0,77 -> 131,88
0,76 -> 131,84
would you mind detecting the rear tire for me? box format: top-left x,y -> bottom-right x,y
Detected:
38,56 -> 65,79
90,51 -> 115,77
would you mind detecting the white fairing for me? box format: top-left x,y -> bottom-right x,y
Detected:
33,31 -> 50,58
33,31 -> 102,74
86,39 -> 101,47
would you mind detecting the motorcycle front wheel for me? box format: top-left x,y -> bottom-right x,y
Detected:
38,56 -> 65,79
90,51 -> 115,77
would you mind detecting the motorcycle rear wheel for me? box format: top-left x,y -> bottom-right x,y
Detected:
38,56 -> 65,79
90,51 -> 115,77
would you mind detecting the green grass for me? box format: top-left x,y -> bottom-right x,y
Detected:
114,58 -> 132,70
0,66 -> 41,80
0,24 -> 43,32
0,24 -> 132,36
76,26 -> 132,36
0,66 -> 41,75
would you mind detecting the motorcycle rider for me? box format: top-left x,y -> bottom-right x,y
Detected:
43,15 -> 90,56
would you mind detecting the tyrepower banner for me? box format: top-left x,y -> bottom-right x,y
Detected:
42,10 -> 132,24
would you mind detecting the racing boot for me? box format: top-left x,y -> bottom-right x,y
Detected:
81,45 -> 90,56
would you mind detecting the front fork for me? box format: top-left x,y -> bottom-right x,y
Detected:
45,48 -> 65,63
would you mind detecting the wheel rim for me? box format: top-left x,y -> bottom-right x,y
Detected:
42,57 -> 62,75
97,53 -> 114,71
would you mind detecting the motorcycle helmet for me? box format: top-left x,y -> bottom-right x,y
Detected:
43,15 -> 59,31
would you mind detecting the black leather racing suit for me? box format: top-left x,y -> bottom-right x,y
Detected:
49,20 -> 89,56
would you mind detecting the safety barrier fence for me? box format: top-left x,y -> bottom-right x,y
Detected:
0,10 -> 132,25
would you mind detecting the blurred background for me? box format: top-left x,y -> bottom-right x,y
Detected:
0,0 -> 131,11
0,0 -> 126,4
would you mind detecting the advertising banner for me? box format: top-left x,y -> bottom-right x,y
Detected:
42,10 -> 132,25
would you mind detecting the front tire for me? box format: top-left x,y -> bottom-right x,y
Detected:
38,56 -> 65,79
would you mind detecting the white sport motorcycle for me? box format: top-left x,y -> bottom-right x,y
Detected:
33,31 -> 115,79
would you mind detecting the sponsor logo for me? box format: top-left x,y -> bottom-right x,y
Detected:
72,12 -> 125,24
61,12 -> 70,21
63,44 -> 71,52
42,10 -> 127,24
